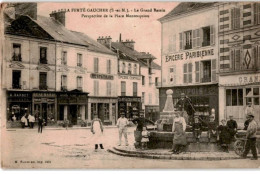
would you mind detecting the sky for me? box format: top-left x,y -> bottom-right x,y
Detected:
37,2 -> 179,65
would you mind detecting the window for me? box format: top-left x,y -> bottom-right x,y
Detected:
142,92 -> 145,103
149,93 -> 152,104
195,62 -> 200,83
183,63 -> 192,83
94,58 -> 99,73
202,26 -> 210,47
40,47 -> 47,64
133,82 -> 137,96
128,63 -> 132,74
39,72 -> 47,90
254,3 -> 260,25
106,81 -> 111,96
155,77 -> 159,86
226,88 -> 243,106
12,44 -> 21,61
184,30 -> 192,50
12,70 -> 21,89
61,75 -> 67,90
142,76 -> 145,85
94,80 -> 99,96
201,61 -> 211,83
230,49 -> 241,71
246,87 -> 260,105
134,64 -> 137,74
121,81 -> 126,96
61,51 -> 67,65
169,66 -> 176,84
77,53 -> 82,67
77,76 -> 82,91
107,59 -> 111,74
231,8 -> 240,29
122,62 -> 126,73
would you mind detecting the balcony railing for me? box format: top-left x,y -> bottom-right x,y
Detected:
40,58 -> 48,64
39,85 -> 48,90
201,77 -> 211,83
12,54 -> 22,61
184,44 -> 192,50
12,84 -> 22,89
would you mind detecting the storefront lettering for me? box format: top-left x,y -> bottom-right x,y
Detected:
238,75 -> 260,84
9,92 -> 31,98
165,49 -> 214,62
90,73 -> 114,80
33,93 -> 55,97
118,75 -> 141,80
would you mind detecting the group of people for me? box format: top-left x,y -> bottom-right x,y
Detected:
19,113 -> 45,133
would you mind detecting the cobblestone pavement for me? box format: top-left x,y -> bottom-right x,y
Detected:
1,127 -> 260,169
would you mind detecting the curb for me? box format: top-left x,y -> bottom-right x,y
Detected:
108,147 -> 242,161
5,126 -> 118,131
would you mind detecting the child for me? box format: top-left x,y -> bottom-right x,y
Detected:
193,115 -> 202,143
141,127 -> 149,150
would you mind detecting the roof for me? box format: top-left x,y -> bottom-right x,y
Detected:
159,2 -> 217,22
111,42 -> 161,70
71,31 -> 115,55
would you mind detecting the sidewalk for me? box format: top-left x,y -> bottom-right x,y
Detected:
108,145 -> 257,161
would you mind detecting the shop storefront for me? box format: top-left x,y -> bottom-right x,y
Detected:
219,73 -> 260,128
32,92 -> 57,125
7,91 -> 32,121
118,96 -> 141,121
57,91 -> 88,125
159,84 -> 219,127
89,97 -> 117,125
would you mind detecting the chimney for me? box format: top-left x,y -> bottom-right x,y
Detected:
50,10 -> 66,26
97,36 -> 112,49
119,33 -> 122,42
11,3 -> 37,20
122,39 -> 135,50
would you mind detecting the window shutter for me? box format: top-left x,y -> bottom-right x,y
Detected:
236,8 -> 240,28
197,29 -> 202,47
231,8 -> 235,29
195,61 -> 200,83
97,81 -> 99,96
210,25 -> 215,46
230,50 -> 234,70
258,3 -> 260,24
192,30 -> 197,48
188,63 -> 192,83
183,63 -> 187,83
254,3 -> 257,24
235,49 -> 240,70
211,59 -> 217,82
179,33 -> 183,50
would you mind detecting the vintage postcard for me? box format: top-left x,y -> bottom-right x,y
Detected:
0,1 -> 260,169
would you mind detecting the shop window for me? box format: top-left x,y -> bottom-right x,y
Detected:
134,64 -> 137,75
247,87 -> 260,105
183,63 -> 192,83
94,57 -> 99,73
201,61 -> 211,83
106,81 -> 111,96
94,80 -> 99,96
40,47 -> 47,64
121,81 -> 126,96
231,7 -> 240,29
61,75 -> 67,91
39,72 -> 47,90
226,88 -> 243,106
107,59 -> 111,74
128,63 -> 132,74
202,26 -> 210,47
61,51 -> 67,65
122,62 -> 126,73
104,103 -> 109,120
133,82 -> 138,96
12,70 -> 21,89
77,76 -> 82,91
184,30 -> 192,50
12,43 -> 22,61
254,3 -> 260,25
142,75 -> 145,85
77,53 -> 82,67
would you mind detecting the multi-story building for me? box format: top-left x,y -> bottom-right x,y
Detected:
97,36 -> 161,121
159,2 -> 220,125
218,2 -> 260,127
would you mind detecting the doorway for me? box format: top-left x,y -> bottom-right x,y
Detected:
69,105 -> 78,125
42,103 -> 47,126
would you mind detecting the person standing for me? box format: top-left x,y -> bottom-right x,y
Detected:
28,114 -> 35,128
170,112 -> 187,154
116,115 -> 129,146
244,115 -> 251,130
242,114 -> 258,160
227,115 -> 238,139
90,115 -> 104,151
217,119 -> 231,153
245,101 -> 254,116
21,114 -> 28,128
38,116 -> 44,133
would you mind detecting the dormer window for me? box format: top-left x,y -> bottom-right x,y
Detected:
134,64 -> 137,75
128,63 -> 132,74
12,44 -> 21,61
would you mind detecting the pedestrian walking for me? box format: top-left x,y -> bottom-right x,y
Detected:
242,114 -> 258,160
227,115 -> 237,139
21,114 -> 28,128
170,111 -> 187,154
217,119 -> 231,153
90,115 -> 104,151
141,127 -> 149,149
38,116 -> 44,133
28,114 -> 35,128
116,115 -> 129,146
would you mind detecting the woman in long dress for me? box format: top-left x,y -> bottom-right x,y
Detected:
171,111 -> 187,154
90,115 -> 104,151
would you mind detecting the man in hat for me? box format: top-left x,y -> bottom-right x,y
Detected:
227,115 -> 238,139
242,114 -> 258,160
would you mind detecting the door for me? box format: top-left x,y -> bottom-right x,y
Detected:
69,105 -> 78,125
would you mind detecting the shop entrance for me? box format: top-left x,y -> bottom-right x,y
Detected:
42,103 -> 47,125
69,105 -> 78,125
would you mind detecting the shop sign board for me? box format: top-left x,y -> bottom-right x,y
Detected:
90,73 -> 114,80
118,97 -> 141,102
118,75 -> 141,80
33,92 -> 56,97
172,85 -> 218,97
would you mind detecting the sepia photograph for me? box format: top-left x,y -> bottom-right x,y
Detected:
0,1 -> 260,169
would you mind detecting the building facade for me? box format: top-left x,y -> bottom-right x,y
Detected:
159,2 -> 220,126
218,2 -> 260,127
